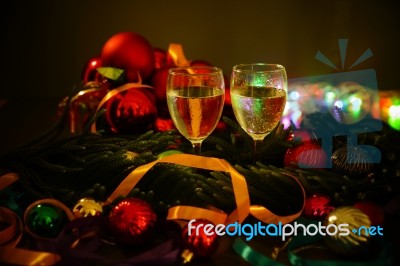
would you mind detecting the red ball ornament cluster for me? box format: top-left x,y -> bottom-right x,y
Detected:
71,31 -> 233,134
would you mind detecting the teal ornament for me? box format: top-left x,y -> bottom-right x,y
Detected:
25,203 -> 67,238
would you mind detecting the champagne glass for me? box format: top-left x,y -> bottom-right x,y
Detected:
230,63 -> 287,162
166,66 -> 225,155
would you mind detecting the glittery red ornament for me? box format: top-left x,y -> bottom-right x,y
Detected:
82,57 -> 103,83
181,219 -> 219,262
105,85 -> 157,134
303,194 -> 334,220
284,141 -> 327,168
108,197 -> 157,245
353,201 -> 384,226
100,32 -> 154,82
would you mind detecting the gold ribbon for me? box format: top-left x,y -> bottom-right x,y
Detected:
168,43 -> 190,67
105,153 -> 305,226
0,246 -> 61,266
0,207 -> 22,247
0,172 -> 19,191
104,154 -> 251,223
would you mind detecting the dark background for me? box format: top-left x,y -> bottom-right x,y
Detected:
1,0 -> 399,153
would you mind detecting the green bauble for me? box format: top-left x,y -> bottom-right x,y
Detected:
324,206 -> 372,256
25,203 -> 67,238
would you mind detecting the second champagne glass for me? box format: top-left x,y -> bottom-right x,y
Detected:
166,66 -> 225,155
230,63 -> 287,162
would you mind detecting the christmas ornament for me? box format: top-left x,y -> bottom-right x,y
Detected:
189,59 -> 212,67
151,64 -> 173,112
353,201 -> 384,226
107,197 -> 157,245
73,198 -> 103,218
82,57 -> 104,83
25,203 -> 67,238
331,146 -> 375,178
284,141 -> 327,168
181,219 -> 219,263
154,117 -> 175,132
223,74 -> 232,106
100,32 -> 154,82
105,85 -> 157,134
69,81 -> 109,134
324,206 -> 372,256
302,194 -> 334,220
153,47 -> 168,69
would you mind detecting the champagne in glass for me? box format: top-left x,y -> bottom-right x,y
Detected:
230,64 -> 287,161
167,66 -> 225,155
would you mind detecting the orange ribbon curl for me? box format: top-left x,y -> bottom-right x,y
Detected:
104,153 -> 305,226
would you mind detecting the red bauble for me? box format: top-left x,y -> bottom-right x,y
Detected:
105,85 -> 157,134
154,117 -> 175,132
189,59 -> 212,67
223,74 -> 231,106
303,194 -> 334,220
153,47 -> 168,69
181,219 -> 219,260
108,197 -> 157,245
353,201 -> 384,226
100,32 -> 154,82
284,142 -> 327,168
151,65 -> 173,111
82,57 -> 103,83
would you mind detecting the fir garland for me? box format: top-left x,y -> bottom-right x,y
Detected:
1,114 -> 399,219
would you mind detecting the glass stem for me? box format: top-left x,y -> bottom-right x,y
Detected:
192,142 -> 202,155
253,139 -> 263,163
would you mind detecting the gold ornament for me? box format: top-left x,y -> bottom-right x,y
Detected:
73,198 -> 103,218
324,206 -> 372,256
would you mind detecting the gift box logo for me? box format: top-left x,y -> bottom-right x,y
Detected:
285,39 -> 382,168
